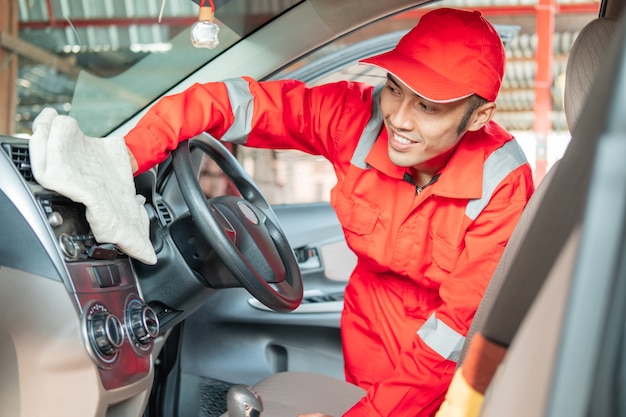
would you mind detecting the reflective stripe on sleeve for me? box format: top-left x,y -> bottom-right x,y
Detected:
350,85 -> 383,169
465,139 -> 528,220
221,78 -> 255,144
417,313 -> 466,362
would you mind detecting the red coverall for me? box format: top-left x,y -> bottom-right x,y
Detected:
124,77 -> 535,416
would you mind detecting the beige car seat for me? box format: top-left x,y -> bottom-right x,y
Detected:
458,14 -> 618,371
469,18 -> 618,417
220,16 -> 618,417
474,15 -> 619,417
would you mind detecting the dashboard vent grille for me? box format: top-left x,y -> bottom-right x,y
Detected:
5,144 -> 34,182
155,200 -> 172,225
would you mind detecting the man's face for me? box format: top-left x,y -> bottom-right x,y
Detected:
380,74 -> 472,176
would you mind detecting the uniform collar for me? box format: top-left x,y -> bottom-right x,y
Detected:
365,132 -> 406,180
365,123 -> 510,199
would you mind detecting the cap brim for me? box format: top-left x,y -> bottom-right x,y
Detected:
360,51 -> 474,103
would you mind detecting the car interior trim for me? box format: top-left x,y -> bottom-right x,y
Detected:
0,142 -> 67,282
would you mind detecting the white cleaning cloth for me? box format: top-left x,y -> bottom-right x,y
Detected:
29,108 -> 157,265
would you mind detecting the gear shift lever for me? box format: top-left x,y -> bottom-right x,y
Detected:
226,384 -> 264,417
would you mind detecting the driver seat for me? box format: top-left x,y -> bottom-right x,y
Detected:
219,16 -> 617,417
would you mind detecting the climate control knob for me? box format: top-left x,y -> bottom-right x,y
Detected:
89,311 -> 124,357
127,301 -> 159,345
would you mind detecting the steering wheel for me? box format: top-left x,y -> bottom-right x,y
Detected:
171,134 -> 303,312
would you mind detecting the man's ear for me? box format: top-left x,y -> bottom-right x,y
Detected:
467,102 -> 496,132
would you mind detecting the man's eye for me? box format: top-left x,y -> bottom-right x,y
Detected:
419,102 -> 434,113
386,84 -> 400,94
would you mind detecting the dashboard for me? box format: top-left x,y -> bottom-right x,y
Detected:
0,136 -> 161,416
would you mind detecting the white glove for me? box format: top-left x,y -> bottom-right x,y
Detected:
29,108 -> 157,265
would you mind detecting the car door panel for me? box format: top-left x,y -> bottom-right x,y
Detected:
178,202 -> 354,388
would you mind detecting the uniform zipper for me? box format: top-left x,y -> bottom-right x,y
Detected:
403,172 -> 441,195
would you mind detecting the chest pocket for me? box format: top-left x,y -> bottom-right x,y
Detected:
334,191 -> 380,259
429,231 -> 462,273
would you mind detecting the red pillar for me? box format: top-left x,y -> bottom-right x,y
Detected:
0,0 -> 19,135
533,0 -> 556,184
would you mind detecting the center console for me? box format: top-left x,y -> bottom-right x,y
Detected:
37,192 -> 160,389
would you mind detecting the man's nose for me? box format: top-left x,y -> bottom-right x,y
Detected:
388,100 -> 415,131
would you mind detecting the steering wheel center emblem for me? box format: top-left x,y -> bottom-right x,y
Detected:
238,202 -> 259,224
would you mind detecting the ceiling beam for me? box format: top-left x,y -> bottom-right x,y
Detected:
0,31 -> 79,77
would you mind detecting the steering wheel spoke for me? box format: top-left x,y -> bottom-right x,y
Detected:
208,200 -> 237,243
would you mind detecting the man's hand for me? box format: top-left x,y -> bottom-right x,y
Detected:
29,107 -> 157,265
127,147 -> 139,174
297,413 -> 333,417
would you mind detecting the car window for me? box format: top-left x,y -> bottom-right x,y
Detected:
16,0 -> 302,137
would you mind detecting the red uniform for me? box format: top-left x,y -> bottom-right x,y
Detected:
124,77 -> 534,416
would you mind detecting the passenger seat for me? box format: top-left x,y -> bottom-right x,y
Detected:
437,15 -> 618,417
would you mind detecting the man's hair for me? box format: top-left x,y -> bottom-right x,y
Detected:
457,95 -> 489,135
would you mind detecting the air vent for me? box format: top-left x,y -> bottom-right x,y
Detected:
4,143 -> 34,182
155,200 -> 172,225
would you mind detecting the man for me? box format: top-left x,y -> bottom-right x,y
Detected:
26,4 -> 527,411
123,7 -> 534,416
119,7 -> 533,416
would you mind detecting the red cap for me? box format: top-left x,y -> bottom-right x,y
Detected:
360,8 -> 505,103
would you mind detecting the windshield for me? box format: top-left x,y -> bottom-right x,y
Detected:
16,0 -> 302,137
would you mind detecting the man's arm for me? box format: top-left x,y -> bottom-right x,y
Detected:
124,80 -> 235,174
123,77 -> 369,175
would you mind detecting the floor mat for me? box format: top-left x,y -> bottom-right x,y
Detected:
199,377 -> 233,417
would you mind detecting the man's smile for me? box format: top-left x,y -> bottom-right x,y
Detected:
389,131 -> 419,152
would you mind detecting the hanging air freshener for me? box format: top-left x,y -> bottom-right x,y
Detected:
191,0 -> 220,49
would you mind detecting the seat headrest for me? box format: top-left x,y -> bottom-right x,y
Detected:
564,17 -> 618,131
